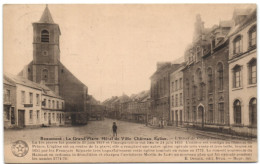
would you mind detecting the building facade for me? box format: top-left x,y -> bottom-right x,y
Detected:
183,15 -> 232,129
150,63 -> 180,126
228,9 -> 257,136
4,73 -> 65,128
18,6 -> 89,125
170,64 -> 184,126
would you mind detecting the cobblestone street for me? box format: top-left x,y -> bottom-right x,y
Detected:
5,118 -> 248,147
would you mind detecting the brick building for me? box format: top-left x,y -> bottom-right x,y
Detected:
18,6 -> 89,124
183,15 -> 232,129
150,62 -> 180,126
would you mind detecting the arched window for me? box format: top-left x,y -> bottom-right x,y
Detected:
249,98 -> 257,127
234,100 -> 241,124
217,63 -> 224,90
233,65 -> 241,88
233,35 -> 242,54
248,59 -> 257,84
197,69 -> 203,99
41,30 -> 49,43
208,103 -> 213,123
42,69 -> 48,82
207,68 -> 213,93
249,25 -> 256,48
186,79 -> 189,97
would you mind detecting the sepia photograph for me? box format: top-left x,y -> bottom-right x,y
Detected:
3,4 -> 257,163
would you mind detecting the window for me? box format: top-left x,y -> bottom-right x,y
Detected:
233,35 -> 242,54
249,25 -> 256,48
4,106 -> 10,121
171,82 -> 174,92
218,103 -> 224,124
197,69 -> 203,99
180,93 -> 182,106
193,106 -> 196,121
62,102 -> 64,109
41,30 -> 49,42
187,107 -> 190,121
233,65 -> 241,88
36,94 -> 40,105
43,99 -> 46,107
208,104 -> 213,123
48,100 -> 51,108
57,101 -> 59,109
42,69 -> 48,82
37,110 -> 40,120
29,92 -> 33,104
175,94 -> 178,107
171,95 -> 174,107
29,110 -> 33,120
249,98 -> 257,127
21,91 -> 25,104
4,89 -> 10,103
52,113 -> 55,121
186,79 -> 189,97
207,68 -> 213,93
234,100 -> 241,124
52,100 -> 55,109
44,113 -> 47,121
175,80 -> 178,91
217,63 -> 224,90
249,59 -> 256,84
179,78 -> 182,89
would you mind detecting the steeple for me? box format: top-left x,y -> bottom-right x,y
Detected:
39,5 -> 54,23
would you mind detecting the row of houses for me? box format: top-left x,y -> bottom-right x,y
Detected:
103,7 -> 257,137
151,7 -> 257,136
4,73 -> 65,128
103,91 -> 150,123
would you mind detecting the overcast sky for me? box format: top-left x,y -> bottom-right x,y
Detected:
3,4 -> 254,101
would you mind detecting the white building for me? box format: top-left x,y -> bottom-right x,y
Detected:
228,8 -> 257,136
4,73 -> 65,128
170,64 -> 184,126
41,85 -> 65,126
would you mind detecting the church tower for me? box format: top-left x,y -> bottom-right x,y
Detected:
32,5 -> 61,95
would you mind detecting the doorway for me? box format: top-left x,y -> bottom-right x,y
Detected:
18,110 -> 25,127
198,106 -> 204,128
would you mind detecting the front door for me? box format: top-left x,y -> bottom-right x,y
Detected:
18,110 -> 25,127
198,106 -> 204,128
60,114 -> 62,124
175,110 -> 178,126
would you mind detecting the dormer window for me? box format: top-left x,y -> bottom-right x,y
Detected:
233,35 -> 242,54
41,30 -> 49,42
249,25 -> 256,48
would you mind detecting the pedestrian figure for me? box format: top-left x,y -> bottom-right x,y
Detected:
112,122 -> 117,137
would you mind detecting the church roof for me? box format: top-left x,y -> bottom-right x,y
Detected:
39,5 -> 55,24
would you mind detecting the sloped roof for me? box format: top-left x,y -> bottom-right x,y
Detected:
4,72 -> 62,99
4,72 -> 42,90
39,5 -> 54,23
4,78 -> 15,87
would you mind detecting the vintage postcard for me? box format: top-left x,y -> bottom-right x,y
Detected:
3,4 -> 257,163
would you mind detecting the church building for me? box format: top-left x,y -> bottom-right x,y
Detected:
19,6 -> 89,125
